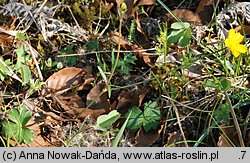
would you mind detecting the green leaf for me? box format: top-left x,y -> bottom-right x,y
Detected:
0,58 -> 12,81
20,64 -> 31,85
19,107 -> 33,126
97,66 -> 107,83
178,27 -> 191,47
16,32 -> 27,41
204,80 -> 220,90
214,103 -> 231,122
126,101 -> 161,133
218,77 -> 231,91
143,101 -> 161,132
0,71 -> 6,81
15,45 -> 27,57
2,122 -> 20,140
8,107 -> 32,127
56,62 -> 63,69
21,128 -> 34,144
2,107 -> 34,144
45,58 -> 53,68
167,30 -> 185,43
8,109 -> 21,124
205,77 -> 231,91
143,118 -> 160,132
60,44 -> 77,66
117,53 -> 137,74
93,110 -> 121,131
143,101 -> 161,120
86,38 -> 100,51
112,110 -> 132,147
171,22 -> 190,30
108,85 -> 112,98
66,56 -> 77,65
126,106 -> 143,132
15,45 -> 30,71
28,79 -> 45,96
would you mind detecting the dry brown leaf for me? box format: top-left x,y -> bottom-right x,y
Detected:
195,0 -> 237,24
109,31 -> 154,67
137,0 -> 156,6
56,92 -> 106,120
115,88 -> 148,115
0,34 -> 13,47
134,125 -> 164,147
167,9 -> 202,24
195,0 -> 221,24
217,123 -> 241,147
109,31 -> 130,49
86,81 -> 111,112
0,17 -> 16,47
116,90 -> 138,110
134,126 -> 161,147
217,135 -> 231,147
135,13 -> 147,38
43,67 -> 94,96
235,25 -> 250,36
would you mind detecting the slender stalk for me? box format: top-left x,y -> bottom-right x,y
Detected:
107,11 -> 123,85
164,24 -> 168,63
235,54 -> 242,77
224,92 -> 245,147
157,0 -> 182,22
169,98 -> 189,147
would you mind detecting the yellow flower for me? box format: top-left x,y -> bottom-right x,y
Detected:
224,29 -> 247,58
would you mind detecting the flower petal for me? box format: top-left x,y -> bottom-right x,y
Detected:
234,33 -> 244,43
237,44 -> 247,53
228,29 -> 235,40
232,49 -> 240,58
225,39 -> 231,48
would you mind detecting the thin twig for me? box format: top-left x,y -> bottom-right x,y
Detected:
162,95 -> 212,113
225,92 -> 245,147
168,96 -> 189,147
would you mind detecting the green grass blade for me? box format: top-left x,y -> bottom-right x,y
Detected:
112,110 -> 132,147
193,122 -> 216,147
156,0 -> 182,22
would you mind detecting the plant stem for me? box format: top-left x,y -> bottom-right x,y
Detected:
157,0 -> 182,22
108,11 -> 123,85
235,54 -> 242,77
164,24 -> 168,63
169,98 -> 189,147
224,92 -> 245,147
